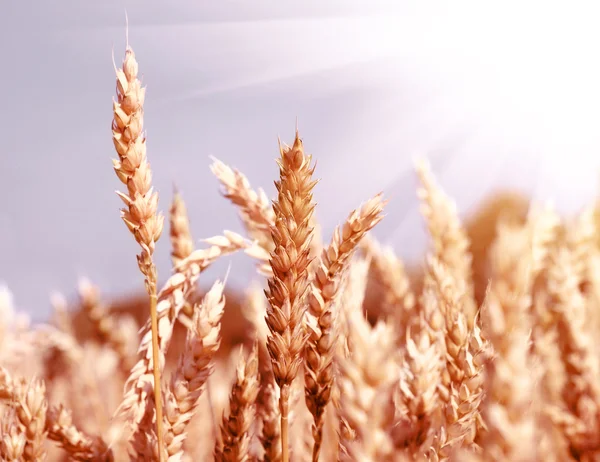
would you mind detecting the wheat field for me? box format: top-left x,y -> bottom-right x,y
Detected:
1,39 -> 600,462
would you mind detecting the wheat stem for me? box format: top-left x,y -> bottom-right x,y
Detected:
149,292 -> 164,461
280,384 -> 290,462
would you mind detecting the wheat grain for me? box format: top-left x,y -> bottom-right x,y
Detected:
0,408 -> 26,461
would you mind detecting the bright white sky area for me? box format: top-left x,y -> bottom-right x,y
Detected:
2,0 -> 600,319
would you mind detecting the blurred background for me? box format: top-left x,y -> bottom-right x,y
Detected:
2,0 -> 600,320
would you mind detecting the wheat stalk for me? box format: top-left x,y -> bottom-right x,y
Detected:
264,130 -> 317,462
111,41 -> 165,458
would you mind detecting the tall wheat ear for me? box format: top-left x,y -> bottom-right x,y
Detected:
264,129 -> 317,462
111,41 -> 165,458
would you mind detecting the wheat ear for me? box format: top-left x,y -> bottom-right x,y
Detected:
12,378 -> 48,461
359,236 -> 415,327
161,281 -> 225,459
547,243 -> 600,455
209,159 -> 276,277
258,380 -> 283,462
78,278 -> 136,375
211,157 -> 275,252
169,187 -> 197,321
478,219 -> 540,461
304,193 -> 385,460
215,342 -> 260,461
112,43 -> 165,458
416,159 -> 476,327
0,368 -> 112,461
46,405 -> 114,461
264,130 -> 317,462
423,258 -> 484,456
337,312 -> 397,461
334,256 -> 370,461
394,319 -> 444,451
169,187 -> 194,268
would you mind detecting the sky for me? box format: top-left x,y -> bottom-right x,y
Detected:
2,1 -> 600,319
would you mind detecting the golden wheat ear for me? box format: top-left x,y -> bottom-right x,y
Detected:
337,307 -> 398,460
111,41 -> 165,458
264,130 -> 317,462
304,192 -> 386,460
169,186 -> 194,268
210,157 -> 275,252
77,278 -> 136,376
416,158 -> 476,327
214,342 -> 260,461
0,407 -> 26,461
162,281 -> 226,459
359,236 -> 415,330
476,215 -> 544,460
